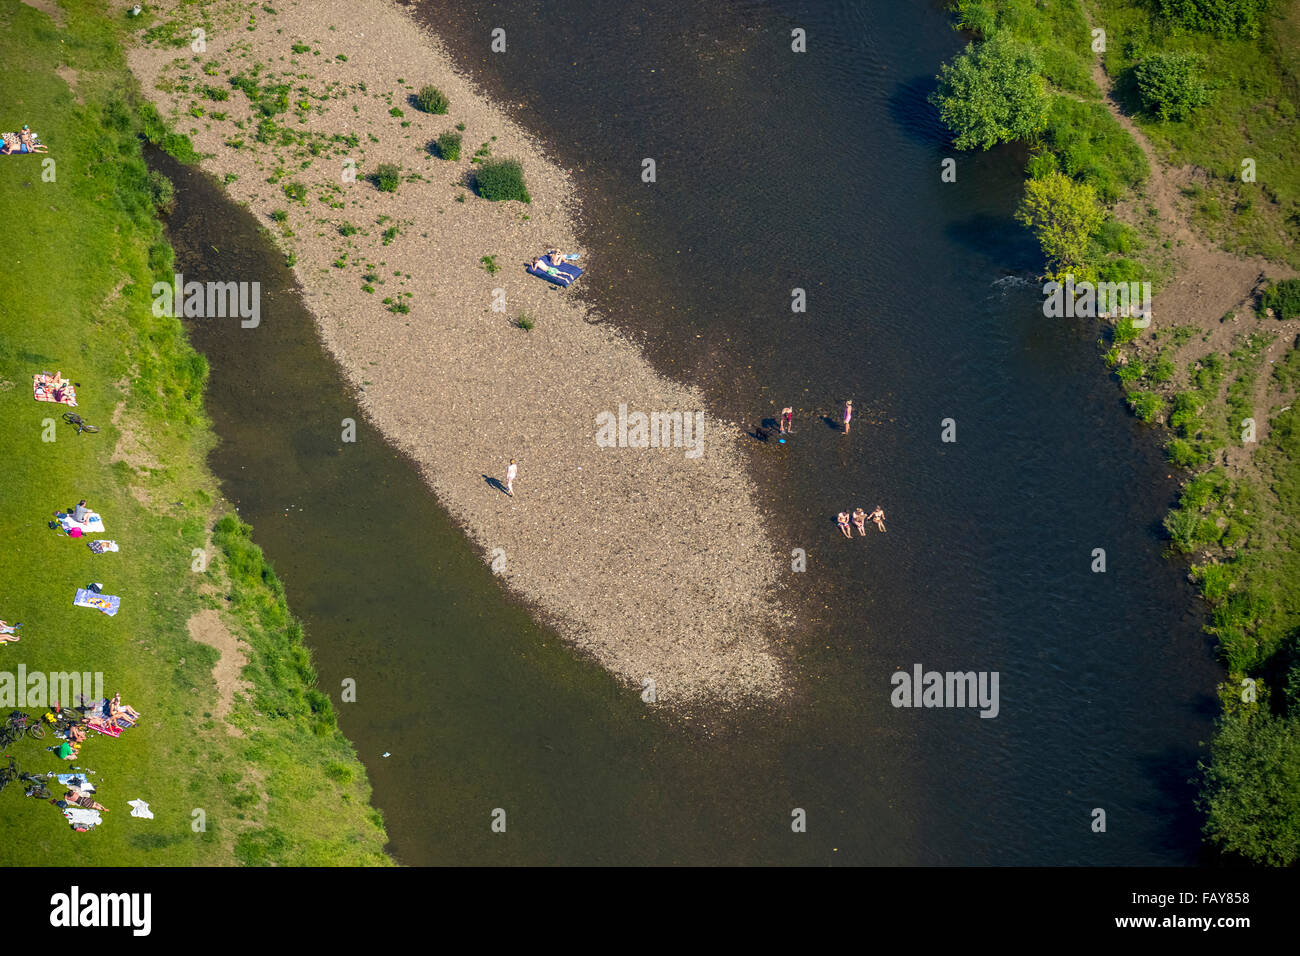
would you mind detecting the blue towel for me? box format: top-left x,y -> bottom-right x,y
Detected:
527,261 -> 583,287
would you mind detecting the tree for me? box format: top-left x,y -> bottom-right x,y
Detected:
1015,172 -> 1105,279
1199,709 -> 1300,866
1135,52 -> 1212,122
929,35 -> 1049,151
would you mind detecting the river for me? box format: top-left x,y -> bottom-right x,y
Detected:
154,0 -> 1222,864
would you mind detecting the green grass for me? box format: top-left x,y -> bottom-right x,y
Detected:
0,0 -> 388,866
1091,0 -> 1300,268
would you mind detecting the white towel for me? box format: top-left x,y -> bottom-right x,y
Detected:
128,799 -> 153,819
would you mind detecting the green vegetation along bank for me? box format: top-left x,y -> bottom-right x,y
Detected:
0,0 -> 389,865
934,0 -> 1300,864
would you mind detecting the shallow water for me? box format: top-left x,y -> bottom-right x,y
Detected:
157,0 -> 1222,864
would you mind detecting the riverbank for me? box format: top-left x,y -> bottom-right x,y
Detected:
933,0 -> 1300,863
0,0 -> 388,864
125,0 -> 792,704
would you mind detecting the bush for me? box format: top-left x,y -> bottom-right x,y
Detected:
435,131 -> 462,161
148,170 -> 175,213
1016,171 -> 1104,279
1199,709 -> 1300,866
372,163 -> 401,193
414,85 -> 450,114
474,158 -> 531,203
203,85 -> 229,102
1157,0 -> 1273,39
929,35 -> 1050,150
1135,52 -> 1212,122
1130,390 -> 1166,422
1261,279 -> 1300,320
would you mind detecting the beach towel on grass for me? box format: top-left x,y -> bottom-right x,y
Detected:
62,806 -> 101,830
85,716 -> 123,737
33,372 -> 77,406
88,540 -> 119,554
73,589 -> 120,616
55,773 -> 95,793
60,512 -> 105,534
527,260 -> 582,287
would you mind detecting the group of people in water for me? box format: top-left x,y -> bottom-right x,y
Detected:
839,506 -> 886,538
1,125 -> 47,154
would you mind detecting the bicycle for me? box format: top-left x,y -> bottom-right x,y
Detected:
0,756 -> 18,794
61,412 -> 99,434
6,711 -> 45,741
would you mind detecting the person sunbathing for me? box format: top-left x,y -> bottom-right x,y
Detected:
529,257 -> 573,284
0,620 -> 20,643
68,725 -> 87,744
852,508 -> 868,536
110,693 -> 140,721
837,511 -> 853,539
21,129 -> 47,154
73,499 -> 89,522
64,789 -> 108,812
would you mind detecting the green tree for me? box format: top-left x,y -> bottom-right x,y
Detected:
1015,172 -> 1105,279
929,35 -> 1049,150
1135,52 -> 1212,121
1199,709 -> 1300,865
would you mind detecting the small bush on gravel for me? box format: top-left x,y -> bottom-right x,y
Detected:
414,85 -> 449,114
372,163 -> 401,193
474,159 -> 530,203
435,131 -> 462,161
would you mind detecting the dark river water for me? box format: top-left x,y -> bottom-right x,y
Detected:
156,0 -> 1223,864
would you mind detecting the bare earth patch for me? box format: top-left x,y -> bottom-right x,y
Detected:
186,608 -> 250,735
19,0 -> 64,28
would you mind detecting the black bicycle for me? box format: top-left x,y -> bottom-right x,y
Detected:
62,412 -> 99,434
5,711 -> 45,741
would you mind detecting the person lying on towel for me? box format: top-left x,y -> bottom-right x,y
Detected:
529,256 -> 573,285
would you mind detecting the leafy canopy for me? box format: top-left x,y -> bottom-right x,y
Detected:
930,34 -> 1049,150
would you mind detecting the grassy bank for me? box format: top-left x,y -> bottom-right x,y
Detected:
935,0 -> 1300,863
0,0 -> 389,865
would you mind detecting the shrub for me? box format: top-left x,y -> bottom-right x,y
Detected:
1261,279 -> 1300,320
372,163 -> 401,193
1167,437 -> 1208,467
1164,506 -> 1200,550
338,223 -> 357,236
203,85 -> 229,102
474,158 -> 530,203
414,85 -> 450,114
1130,390 -> 1166,422
282,181 -> 307,203
1017,171 -> 1104,279
270,208 -> 288,223
435,131 -> 462,161
148,170 -> 175,213
291,42 -> 310,53
929,35 -> 1049,150
1135,52 -> 1212,122
1157,0 -> 1273,39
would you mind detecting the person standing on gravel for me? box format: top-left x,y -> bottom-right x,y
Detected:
505,459 -> 518,497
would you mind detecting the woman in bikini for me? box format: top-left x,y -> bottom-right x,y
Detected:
110,693 -> 141,722
868,506 -> 886,532
837,511 -> 853,539
852,508 -> 868,536
780,407 -> 793,434
842,400 -> 853,434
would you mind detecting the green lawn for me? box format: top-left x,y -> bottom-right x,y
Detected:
0,0 -> 388,865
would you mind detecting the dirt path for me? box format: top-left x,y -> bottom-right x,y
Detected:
1080,1 -> 1300,460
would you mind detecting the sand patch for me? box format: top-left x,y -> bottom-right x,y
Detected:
56,64 -> 81,104
187,608 -> 250,735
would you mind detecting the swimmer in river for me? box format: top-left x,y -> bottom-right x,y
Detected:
780,407 -> 793,434
868,506 -> 886,533
837,511 -> 853,539
843,399 -> 853,434
852,508 -> 867,536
